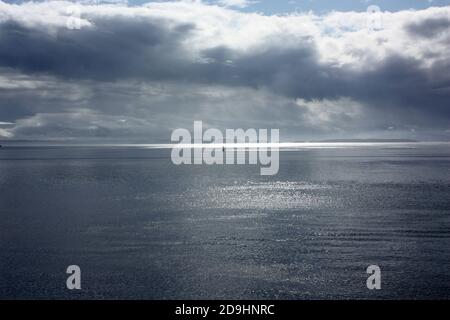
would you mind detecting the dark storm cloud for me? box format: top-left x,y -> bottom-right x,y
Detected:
352,55 -> 450,120
406,17 -> 450,38
0,16 -> 328,93
0,17 -> 195,80
1,13 -> 448,122
197,46 -> 450,127
0,15 -> 348,101
198,44 -> 347,99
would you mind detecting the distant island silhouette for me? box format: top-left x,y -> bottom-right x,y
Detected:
317,139 -> 419,143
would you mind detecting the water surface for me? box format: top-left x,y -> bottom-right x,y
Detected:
0,143 -> 449,299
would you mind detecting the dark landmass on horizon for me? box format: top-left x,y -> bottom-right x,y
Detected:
315,139 -> 419,143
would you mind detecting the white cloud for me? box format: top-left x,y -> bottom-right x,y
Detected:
0,128 -> 13,138
296,97 -> 363,128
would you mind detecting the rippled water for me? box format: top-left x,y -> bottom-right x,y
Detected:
0,143 -> 449,299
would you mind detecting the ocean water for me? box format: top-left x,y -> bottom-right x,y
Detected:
0,143 -> 449,299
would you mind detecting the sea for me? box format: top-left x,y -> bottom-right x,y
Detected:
0,142 -> 449,299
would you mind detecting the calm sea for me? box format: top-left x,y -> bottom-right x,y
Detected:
0,142 -> 449,299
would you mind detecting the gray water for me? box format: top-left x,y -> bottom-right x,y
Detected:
0,143 -> 450,299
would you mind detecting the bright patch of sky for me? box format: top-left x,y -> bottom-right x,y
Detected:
127,0 -> 450,14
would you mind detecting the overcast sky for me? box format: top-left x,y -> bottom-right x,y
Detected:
0,0 -> 449,142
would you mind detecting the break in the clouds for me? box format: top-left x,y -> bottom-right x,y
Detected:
0,0 -> 449,141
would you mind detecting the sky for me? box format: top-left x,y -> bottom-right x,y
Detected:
132,1 -> 450,14
0,0 -> 449,142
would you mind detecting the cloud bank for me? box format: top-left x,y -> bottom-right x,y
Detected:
0,1 -> 449,141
